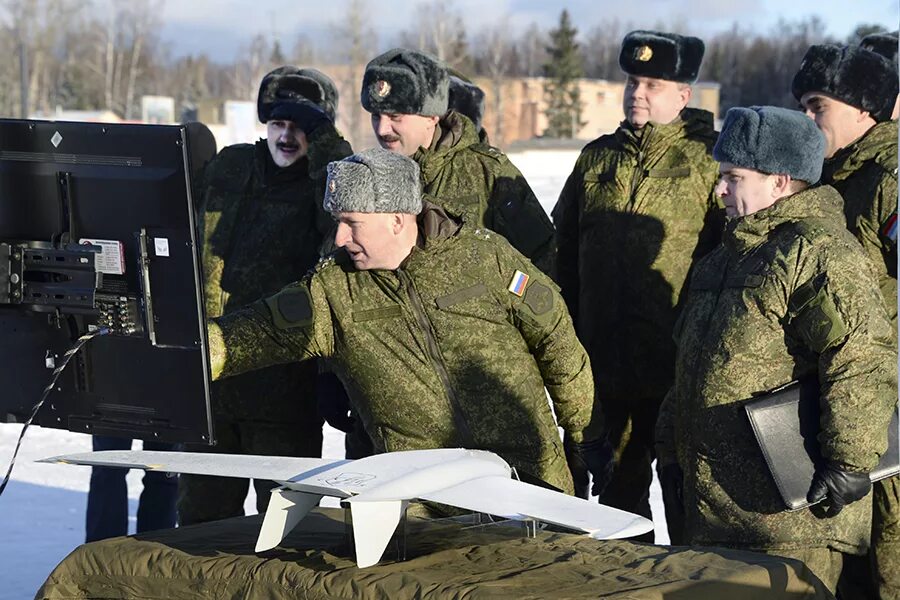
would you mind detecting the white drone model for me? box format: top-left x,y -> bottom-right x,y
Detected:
42,448 -> 653,568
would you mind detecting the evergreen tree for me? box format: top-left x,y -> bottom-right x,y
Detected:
542,10 -> 584,138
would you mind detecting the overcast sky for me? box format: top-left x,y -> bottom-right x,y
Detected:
158,0 -> 898,62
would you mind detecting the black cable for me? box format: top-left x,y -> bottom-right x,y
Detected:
0,326 -> 111,498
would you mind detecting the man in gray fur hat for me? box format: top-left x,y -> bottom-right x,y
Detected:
794,42 -> 900,599
553,30 -> 722,542
177,66 -> 352,526
656,105 -> 896,595
205,148 -> 612,497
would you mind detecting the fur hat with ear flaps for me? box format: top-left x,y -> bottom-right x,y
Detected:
791,44 -> 898,123
257,66 -> 339,123
323,148 -> 422,215
860,31 -> 898,66
618,30 -> 705,84
361,48 -> 449,117
713,106 -> 826,184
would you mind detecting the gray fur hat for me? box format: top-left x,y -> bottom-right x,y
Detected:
323,149 -> 422,214
257,66 -> 339,123
361,48 -> 449,116
448,75 -> 486,130
791,45 -> 897,123
619,30 -> 705,83
713,106 -> 825,184
860,31 -> 898,66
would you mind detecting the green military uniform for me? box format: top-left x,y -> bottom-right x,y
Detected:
414,110 -> 555,276
822,119 -> 899,599
552,107 -> 721,523
178,125 -> 352,524
656,184 -> 897,589
341,109 -> 558,459
209,204 -> 600,494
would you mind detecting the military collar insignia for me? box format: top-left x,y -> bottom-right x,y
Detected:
635,45 -> 653,62
373,80 -> 391,98
508,270 -> 529,297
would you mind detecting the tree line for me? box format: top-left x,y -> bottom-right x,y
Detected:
1,0 -> 889,143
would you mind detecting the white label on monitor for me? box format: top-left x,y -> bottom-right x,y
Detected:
154,237 -> 170,257
79,238 -> 125,275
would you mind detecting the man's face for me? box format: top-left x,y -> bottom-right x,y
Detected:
622,75 -> 691,129
715,163 -> 780,218
334,212 -> 403,270
371,113 -> 439,156
266,120 -> 309,167
800,91 -> 872,159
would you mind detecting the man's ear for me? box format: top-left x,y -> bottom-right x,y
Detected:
772,173 -> 793,197
679,85 -> 693,110
391,213 -> 405,234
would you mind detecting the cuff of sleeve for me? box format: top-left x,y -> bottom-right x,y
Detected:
207,319 -> 226,380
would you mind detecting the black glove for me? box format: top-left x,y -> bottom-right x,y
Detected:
658,462 -> 685,543
575,437 -> 615,497
269,100 -> 331,135
807,463 -> 871,516
315,371 -> 355,433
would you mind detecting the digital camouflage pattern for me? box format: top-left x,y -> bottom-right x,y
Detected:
657,185 -> 897,560
552,108 -> 721,521
180,124 -> 352,523
822,119 -> 898,323
413,110 -> 556,276
821,118 -> 899,600
208,204 -> 601,494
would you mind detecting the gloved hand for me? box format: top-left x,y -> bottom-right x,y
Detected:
807,463 -> 871,516
575,437 -> 615,497
315,371 -> 355,433
270,99 -> 332,135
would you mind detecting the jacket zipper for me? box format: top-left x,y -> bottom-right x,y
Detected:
398,269 -> 475,446
627,127 -> 654,212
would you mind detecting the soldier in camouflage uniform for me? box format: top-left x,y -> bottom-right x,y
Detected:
793,44 -> 900,600
209,149 -> 611,495
177,67 -> 352,525
361,48 -> 554,275
320,48 -> 557,459
656,106 -> 897,594
552,31 -> 721,539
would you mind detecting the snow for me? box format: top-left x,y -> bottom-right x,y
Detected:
0,149 -> 668,600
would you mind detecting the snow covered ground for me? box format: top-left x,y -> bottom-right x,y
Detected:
0,149 -> 669,600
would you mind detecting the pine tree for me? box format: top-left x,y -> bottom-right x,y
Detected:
542,10 -> 584,138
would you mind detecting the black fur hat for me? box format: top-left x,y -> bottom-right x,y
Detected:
713,106 -> 825,184
860,31 -> 898,66
448,75 -> 485,130
619,30 -> 705,83
791,45 -> 897,123
361,48 -> 449,116
257,67 -> 339,123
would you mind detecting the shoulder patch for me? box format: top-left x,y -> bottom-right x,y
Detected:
264,286 -> 313,330
523,281 -> 554,316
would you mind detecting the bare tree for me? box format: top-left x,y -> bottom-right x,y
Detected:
330,0 -> 377,149
477,23 -> 514,143
399,0 -> 471,73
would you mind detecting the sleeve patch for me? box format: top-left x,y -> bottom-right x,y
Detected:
882,213 -> 897,243
523,282 -> 554,316
265,286 -> 313,329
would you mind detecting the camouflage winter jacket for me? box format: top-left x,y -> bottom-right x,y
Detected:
197,124 -> 352,422
208,204 -> 601,493
552,108 -> 722,400
413,110 -> 556,276
657,185 -> 896,554
822,119 -> 897,324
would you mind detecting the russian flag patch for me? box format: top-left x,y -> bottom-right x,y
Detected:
508,270 -> 529,296
882,213 -> 897,243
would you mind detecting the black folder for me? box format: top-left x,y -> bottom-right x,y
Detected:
744,380 -> 900,510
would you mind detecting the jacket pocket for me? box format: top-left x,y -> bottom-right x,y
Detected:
435,283 -> 489,309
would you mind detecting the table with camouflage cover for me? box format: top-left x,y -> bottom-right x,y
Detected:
38,507 -> 831,599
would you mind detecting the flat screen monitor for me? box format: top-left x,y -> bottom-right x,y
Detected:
0,119 -> 214,444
